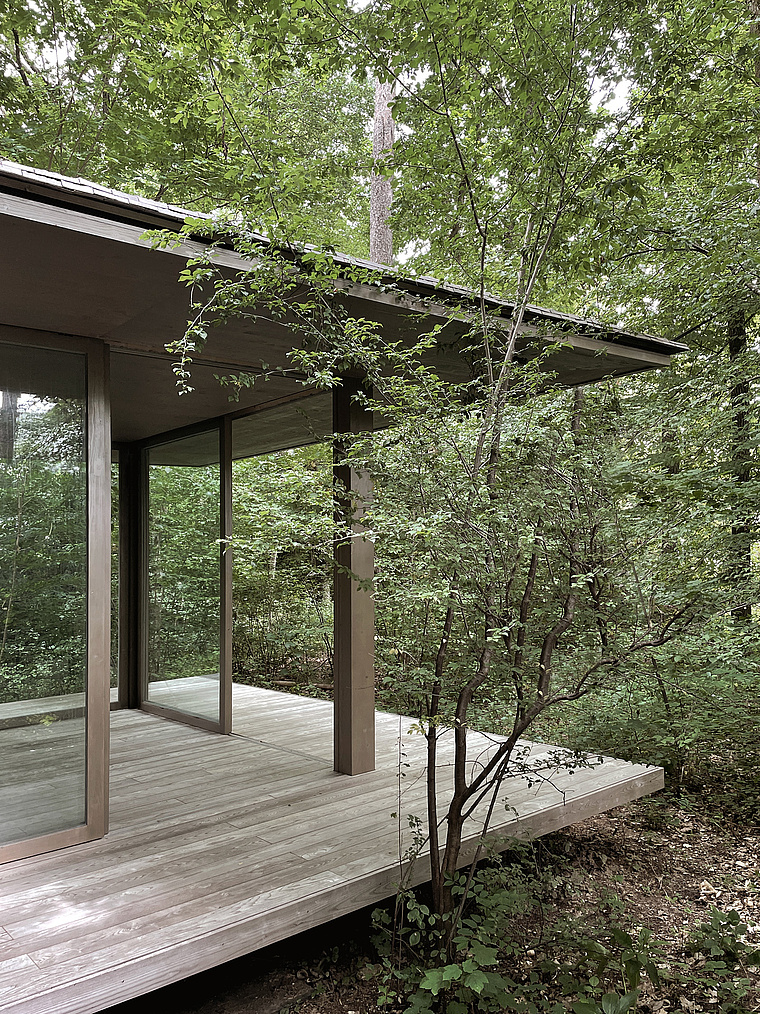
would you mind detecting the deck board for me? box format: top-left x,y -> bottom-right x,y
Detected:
0,684 -> 663,1014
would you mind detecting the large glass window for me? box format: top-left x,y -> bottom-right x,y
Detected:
146,429 -> 221,724
0,344 -> 87,846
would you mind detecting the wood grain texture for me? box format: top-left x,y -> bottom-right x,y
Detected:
333,377 -> 375,776
0,684 -> 663,1014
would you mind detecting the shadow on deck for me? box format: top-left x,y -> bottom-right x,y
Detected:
0,683 -> 663,1014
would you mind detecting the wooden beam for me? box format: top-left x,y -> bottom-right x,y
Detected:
138,447 -> 150,708
333,378 -> 375,775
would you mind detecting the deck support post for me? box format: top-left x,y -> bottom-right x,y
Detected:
118,444 -> 142,710
220,417 -> 233,734
333,377 -> 375,775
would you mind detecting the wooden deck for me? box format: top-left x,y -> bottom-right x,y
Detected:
0,684 -> 663,1014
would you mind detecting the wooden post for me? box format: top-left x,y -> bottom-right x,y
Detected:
138,446 -> 150,708
86,339 -> 111,838
118,445 -> 142,710
333,378 -> 375,775
220,417 -> 233,734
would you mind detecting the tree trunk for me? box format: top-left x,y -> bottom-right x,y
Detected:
728,310 -> 752,623
751,0 -> 760,186
0,391 -> 18,461
370,80 -> 394,266
730,0 -> 760,620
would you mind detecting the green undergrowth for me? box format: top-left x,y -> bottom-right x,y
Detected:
363,839 -> 760,1014
526,634 -> 760,830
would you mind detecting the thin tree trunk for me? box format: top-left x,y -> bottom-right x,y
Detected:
751,0 -> 760,185
728,310 -> 752,623
0,484 -> 24,665
0,392 -> 18,461
427,587 -> 456,914
370,80 -> 394,266
729,0 -> 760,619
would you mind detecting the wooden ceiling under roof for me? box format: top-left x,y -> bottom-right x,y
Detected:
0,159 -> 687,454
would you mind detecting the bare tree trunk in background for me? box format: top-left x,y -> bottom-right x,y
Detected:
0,392 -> 18,461
728,310 -> 753,623
370,79 -> 394,266
728,0 -> 760,623
751,0 -> 760,185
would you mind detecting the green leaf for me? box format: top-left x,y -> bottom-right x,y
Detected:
419,968 -> 445,995
601,992 -> 639,1014
442,964 -> 463,983
462,968 -> 490,993
469,941 -> 499,966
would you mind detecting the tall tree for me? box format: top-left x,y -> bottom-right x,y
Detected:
370,78 -> 394,264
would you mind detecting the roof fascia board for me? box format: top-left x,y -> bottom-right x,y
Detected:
0,189 -> 244,270
0,189 -> 471,328
0,183 -> 685,363
516,323 -> 672,366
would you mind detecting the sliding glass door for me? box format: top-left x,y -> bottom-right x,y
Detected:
141,424 -> 231,732
0,335 -> 109,863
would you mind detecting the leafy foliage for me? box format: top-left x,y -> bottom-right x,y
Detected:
147,460 -> 221,681
369,848 -> 663,1014
2,5 -> 760,1009
0,0 -> 373,250
232,446 -> 334,686
0,394 -> 87,704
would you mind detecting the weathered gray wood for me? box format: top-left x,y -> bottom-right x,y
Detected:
0,684 -> 662,1014
333,378 -> 375,775
0,692 -> 121,728
87,338 -> 111,840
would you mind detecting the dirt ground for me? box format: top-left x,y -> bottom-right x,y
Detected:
106,796 -> 760,1014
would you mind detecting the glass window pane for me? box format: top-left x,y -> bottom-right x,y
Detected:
0,344 -> 87,846
146,430 -> 220,724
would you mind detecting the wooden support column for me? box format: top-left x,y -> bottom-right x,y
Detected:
220,417 -> 233,734
333,377 -> 375,775
86,340 -> 111,839
117,445 -> 142,710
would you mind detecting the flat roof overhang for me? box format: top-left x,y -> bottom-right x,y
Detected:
0,160 -> 687,454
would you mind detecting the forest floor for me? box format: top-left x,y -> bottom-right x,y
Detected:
107,794 -> 760,1014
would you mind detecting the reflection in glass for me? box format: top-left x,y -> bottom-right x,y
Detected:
0,344 -> 87,846
147,430 -> 220,723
